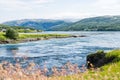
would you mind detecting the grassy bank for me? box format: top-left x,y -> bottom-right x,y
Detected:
55,50 -> 120,80
0,32 -> 71,44
19,33 -> 70,39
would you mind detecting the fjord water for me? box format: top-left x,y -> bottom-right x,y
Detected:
0,31 -> 120,68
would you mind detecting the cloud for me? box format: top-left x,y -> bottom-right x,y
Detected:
0,0 -> 25,6
47,12 -> 91,19
0,0 -> 53,10
0,0 -> 120,23
79,0 -> 120,17
53,0 -> 120,19
93,0 -> 120,10
0,0 -> 53,5
29,0 -> 54,4
0,0 -> 54,22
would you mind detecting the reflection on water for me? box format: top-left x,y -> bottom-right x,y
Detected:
6,47 -> 18,56
0,31 -> 120,68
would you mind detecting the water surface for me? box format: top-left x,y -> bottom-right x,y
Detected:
0,31 -> 120,68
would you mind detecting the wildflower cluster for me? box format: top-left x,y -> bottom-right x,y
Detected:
0,58 -> 86,80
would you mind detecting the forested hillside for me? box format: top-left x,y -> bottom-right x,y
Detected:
3,16 -> 120,31
57,16 -> 120,31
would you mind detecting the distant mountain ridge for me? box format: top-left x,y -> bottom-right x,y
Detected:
3,19 -> 71,30
3,16 -> 120,31
61,16 -> 120,31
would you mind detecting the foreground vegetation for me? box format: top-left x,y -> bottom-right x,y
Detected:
0,50 -> 120,80
51,50 -> 120,80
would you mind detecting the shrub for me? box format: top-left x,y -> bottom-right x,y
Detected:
0,35 -> 6,41
5,28 -> 19,40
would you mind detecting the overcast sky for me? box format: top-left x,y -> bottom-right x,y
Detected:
0,0 -> 120,23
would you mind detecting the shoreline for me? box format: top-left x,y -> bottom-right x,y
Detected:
0,34 -> 86,44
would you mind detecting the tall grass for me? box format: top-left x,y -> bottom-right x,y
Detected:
0,61 -> 119,80
0,32 -> 70,43
0,60 -> 86,80
19,33 -> 70,39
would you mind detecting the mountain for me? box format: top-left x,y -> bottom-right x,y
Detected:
48,22 -> 73,31
3,16 -> 120,31
3,19 -> 71,30
60,16 -> 120,31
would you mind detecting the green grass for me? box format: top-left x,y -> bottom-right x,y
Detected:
50,50 -> 120,80
84,50 -> 120,80
0,32 -> 7,41
0,32 -> 70,43
106,49 -> 120,62
83,62 -> 120,80
19,33 -> 70,39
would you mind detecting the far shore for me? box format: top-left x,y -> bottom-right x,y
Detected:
0,33 -> 86,44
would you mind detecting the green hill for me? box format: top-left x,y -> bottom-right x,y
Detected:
3,19 -> 70,30
2,16 -> 120,31
59,16 -> 120,31
48,16 -> 120,31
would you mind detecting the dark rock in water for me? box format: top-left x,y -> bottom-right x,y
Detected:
71,35 -> 86,37
86,50 -> 116,68
87,50 -> 106,68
